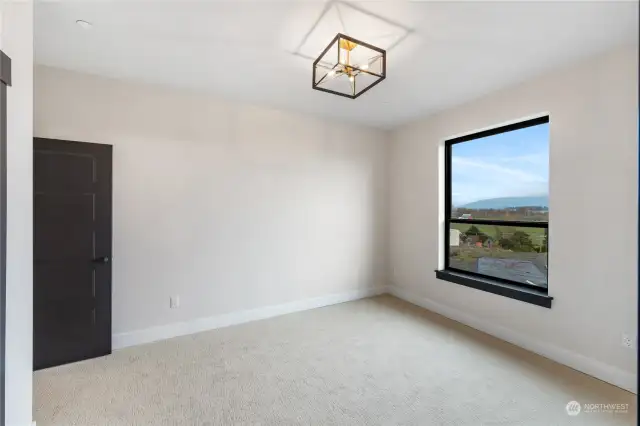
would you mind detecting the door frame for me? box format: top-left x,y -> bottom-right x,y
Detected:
0,49 -> 12,426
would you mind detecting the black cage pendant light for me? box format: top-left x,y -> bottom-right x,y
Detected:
312,33 -> 386,99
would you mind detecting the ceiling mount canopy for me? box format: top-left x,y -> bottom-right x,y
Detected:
312,33 -> 386,99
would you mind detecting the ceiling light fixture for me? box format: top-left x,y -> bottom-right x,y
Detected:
312,33 -> 386,99
76,20 -> 93,30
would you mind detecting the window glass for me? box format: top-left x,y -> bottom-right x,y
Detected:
451,122 -> 549,222
445,117 -> 549,289
448,224 -> 548,288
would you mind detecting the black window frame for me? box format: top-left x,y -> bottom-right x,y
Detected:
439,115 -> 552,307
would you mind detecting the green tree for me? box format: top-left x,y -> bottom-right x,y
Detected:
499,236 -> 514,250
465,225 -> 489,243
466,225 -> 482,235
494,226 -> 503,241
510,231 -> 535,252
540,231 -> 548,252
499,230 -> 536,252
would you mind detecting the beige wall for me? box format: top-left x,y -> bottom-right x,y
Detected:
33,42 -> 637,398
2,1 -> 34,426
389,45 -> 638,392
34,66 -> 388,343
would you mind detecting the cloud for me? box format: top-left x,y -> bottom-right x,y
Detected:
452,155 -> 548,205
494,153 -> 549,167
452,156 -> 546,182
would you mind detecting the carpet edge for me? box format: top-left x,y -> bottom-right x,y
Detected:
113,286 -> 385,350
385,283 -> 637,394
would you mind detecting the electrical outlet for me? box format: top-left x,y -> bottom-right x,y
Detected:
170,296 -> 180,309
621,333 -> 634,349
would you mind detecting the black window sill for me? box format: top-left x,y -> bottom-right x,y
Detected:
435,270 -> 553,309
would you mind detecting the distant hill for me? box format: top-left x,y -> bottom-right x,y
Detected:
460,196 -> 548,209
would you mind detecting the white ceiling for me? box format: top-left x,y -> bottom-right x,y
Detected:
35,1 -> 638,129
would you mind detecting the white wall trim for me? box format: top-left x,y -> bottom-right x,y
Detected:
113,287 -> 384,350
386,284 -> 637,394
114,283 -> 636,393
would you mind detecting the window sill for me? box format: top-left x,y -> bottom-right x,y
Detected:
435,270 -> 553,308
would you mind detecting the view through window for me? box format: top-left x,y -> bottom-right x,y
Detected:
445,116 -> 549,290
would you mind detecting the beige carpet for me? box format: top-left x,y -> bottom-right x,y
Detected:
34,296 -> 636,425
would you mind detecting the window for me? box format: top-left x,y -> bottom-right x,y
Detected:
438,116 -> 552,308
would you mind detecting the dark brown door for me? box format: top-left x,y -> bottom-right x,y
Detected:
34,138 -> 112,370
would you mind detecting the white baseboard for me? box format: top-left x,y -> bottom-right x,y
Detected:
113,286 -> 384,350
386,284 -> 637,394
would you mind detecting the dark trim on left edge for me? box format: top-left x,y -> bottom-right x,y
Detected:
436,270 -> 553,308
0,48 -> 10,426
0,50 -> 11,87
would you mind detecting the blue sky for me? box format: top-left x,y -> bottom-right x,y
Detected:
452,122 -> 549,206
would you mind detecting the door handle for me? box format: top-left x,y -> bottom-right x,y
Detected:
92,256 -> 110,264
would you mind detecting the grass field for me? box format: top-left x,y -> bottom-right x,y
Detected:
450,222 -> 546,245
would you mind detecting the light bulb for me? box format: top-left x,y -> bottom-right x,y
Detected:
349,76 -> 354,82
328,70 -> 335,77
360,64 -> 369,70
